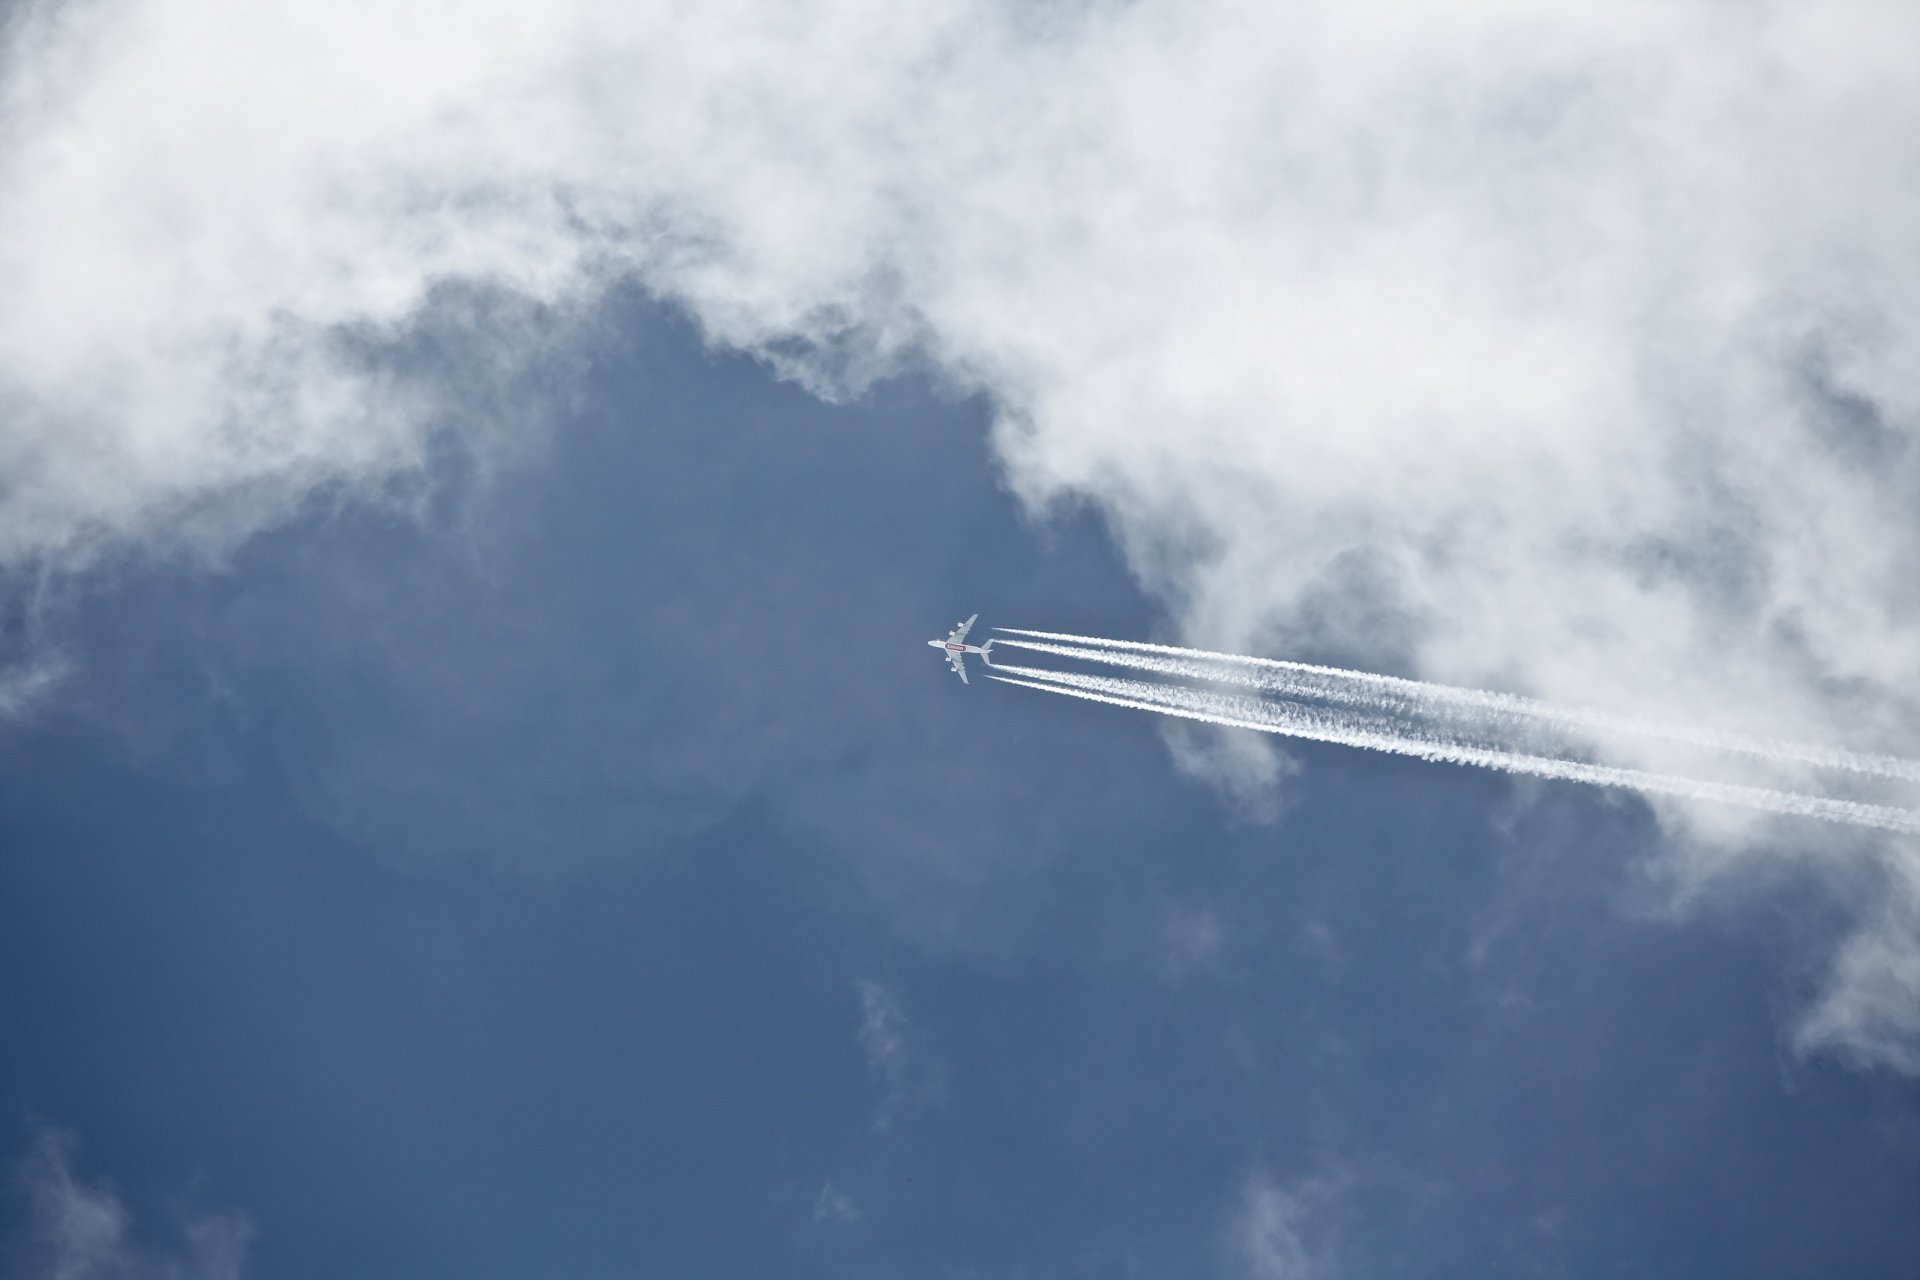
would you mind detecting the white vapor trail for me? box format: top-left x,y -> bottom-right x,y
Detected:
994,629 -> 1920,785
991,636 -> 1425,720
987,661 -> 1920,835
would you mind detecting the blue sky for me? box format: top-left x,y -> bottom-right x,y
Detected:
3,298 -> 1917,1278
4,5 -> 1920,1277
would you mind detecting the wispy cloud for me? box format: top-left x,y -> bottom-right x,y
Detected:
11,1125 -> 251,1280
1159,902 -> 1231,983
0,654 -> 66,722
857,979 -> 913,1132
855,979 -> 946,1132
811,1182 -> 863,1226
1792,863 -> 1920,1073
1230,1170 -> 1333,1280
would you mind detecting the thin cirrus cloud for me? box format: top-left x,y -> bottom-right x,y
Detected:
9,1125 -> 251,1280
1231,1170 -> 1330,1280
857,979 -> 913,1132
4,2 -> 1920,1065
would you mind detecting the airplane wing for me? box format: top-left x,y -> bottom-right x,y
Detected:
947,650 -> 969,684
947,613 -> 978,644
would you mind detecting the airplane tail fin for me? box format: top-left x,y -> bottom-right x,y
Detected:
980,639 -> 994,665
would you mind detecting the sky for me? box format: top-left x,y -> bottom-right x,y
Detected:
2,3 -> 1919,1277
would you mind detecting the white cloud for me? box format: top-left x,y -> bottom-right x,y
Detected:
856,978 -> 912,1130
1793,855 -> 1920,1073
1159,900 -> 1231,982
12,1126 -> 251,1280
0,650 -> 66,719
1229,1170 -> 1331,1280
4,0 -> 1920,1063
1161,720 -> 1296,824
811,1181 -> 863,1226
854,978 -> 949,1130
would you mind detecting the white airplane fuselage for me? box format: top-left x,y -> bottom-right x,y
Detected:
928,639 -> 991,657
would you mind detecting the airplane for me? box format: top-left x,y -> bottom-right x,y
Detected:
928,614 -> 994,684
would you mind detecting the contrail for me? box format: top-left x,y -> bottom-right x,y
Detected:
991,636 -> 1427,719
987,661 -> 1920,835
994,628 -> 1920,784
